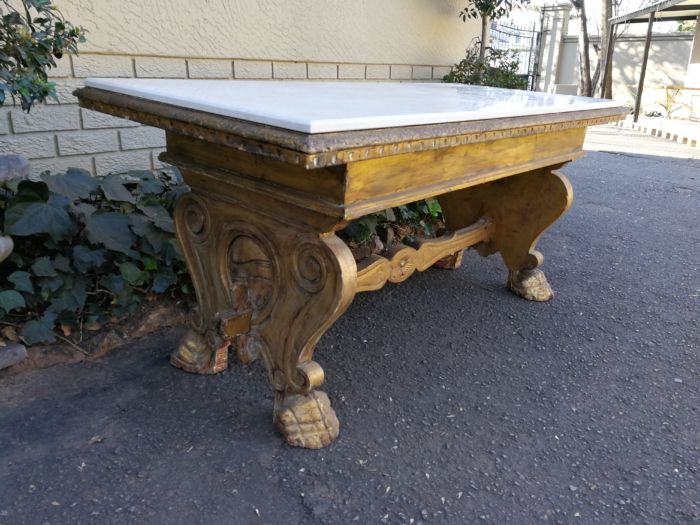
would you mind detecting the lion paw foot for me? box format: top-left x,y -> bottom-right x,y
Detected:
274,390 -> 339,449
507,268 -> 553,302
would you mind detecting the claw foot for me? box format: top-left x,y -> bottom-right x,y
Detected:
508,268 -> 553,302
170,329 -> 229,374
274,390 -> 340,449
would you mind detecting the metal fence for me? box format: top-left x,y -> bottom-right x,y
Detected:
489,21 -> 541,90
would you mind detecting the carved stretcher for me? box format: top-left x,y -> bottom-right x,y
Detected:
75,80 -> 626,449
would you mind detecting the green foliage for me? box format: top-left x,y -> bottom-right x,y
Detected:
339,198 -> 444,246
0,0 -> 86,111
0,168 -> 191,344
443,41 -> 527,90
459,0 -> 528,22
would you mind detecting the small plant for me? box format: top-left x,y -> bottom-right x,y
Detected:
0,168 -> 191,344
0,0 -> 86,111
443,40 -> 527,90
653,87 -> 686,120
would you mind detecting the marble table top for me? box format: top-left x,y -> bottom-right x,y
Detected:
84,79 -> 623,134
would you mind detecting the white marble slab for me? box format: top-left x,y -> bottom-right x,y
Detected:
84,79 -> 623,134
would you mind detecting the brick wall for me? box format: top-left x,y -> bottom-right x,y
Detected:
0,54 -> 452,177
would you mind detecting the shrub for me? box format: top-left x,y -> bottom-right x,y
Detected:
0,168 -> 191,344
443,41 -> 527,90
0,0 -> 86,111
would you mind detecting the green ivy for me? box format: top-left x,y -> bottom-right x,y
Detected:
0,168 -> 191,344
339,198 -> 444,246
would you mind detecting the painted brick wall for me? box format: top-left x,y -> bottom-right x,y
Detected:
0,54 -> 452,177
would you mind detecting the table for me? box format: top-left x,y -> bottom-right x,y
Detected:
75,80 -> 626,449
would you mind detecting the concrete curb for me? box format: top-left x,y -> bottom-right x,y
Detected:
614,117 -> 699,148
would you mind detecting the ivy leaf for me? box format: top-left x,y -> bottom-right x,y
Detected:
426,198 -> 442,218
130,170 -> 164,194
142,256 -> 158,271
136,203 -> 174,232
142,224 -> 171,253
85,212 -> 136,256
71,245 -> 107,272
163,239 -> 180,266
31,256 -> 57,277
100,174 -> 136,203
54,255 -> 72,272
13,180 -> 49,203
151,270 -> 177,293
21,311 -> 57,345
49,276 -> 87,313
128,213 -> 151,236
70,202 -> 97,220
119,262 -> 145,285
8,271 -> 33,293
99,274 -> 124,295
4,200 -> 73,241
39,276 -> 65,294
0,290 -> 26,312
42,168 -> 99,200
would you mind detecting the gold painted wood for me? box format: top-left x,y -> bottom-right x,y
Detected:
343,127 -> 583,218
169,175 -> 356,448
356,218 -> 494,293
438,168 -> 574,301
163,124 -> 584,226
74,85 -> 626,449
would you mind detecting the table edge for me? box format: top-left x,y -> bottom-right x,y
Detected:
74,87 -> 628,169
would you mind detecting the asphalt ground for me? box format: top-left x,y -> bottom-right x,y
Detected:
1,129 -> 699,524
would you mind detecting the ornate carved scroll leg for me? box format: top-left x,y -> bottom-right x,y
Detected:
259,234 -> 356,449
169,192 -> 233,374
438,168 -> 573,301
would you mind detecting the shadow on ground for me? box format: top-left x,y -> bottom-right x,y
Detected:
1,151 -> 699,524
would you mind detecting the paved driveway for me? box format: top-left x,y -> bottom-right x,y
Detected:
1,139 -> 699,524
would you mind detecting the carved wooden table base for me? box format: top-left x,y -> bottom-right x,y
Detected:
167,165 -> 573,449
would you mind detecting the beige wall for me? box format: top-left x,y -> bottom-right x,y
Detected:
685,18 -> 700,86
0,0 -> 479,176
557,34 -> 692,89
62,0 -> 478,65
553,33 -> 693,114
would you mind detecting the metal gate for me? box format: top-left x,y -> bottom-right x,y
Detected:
489,21 -> 541,91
